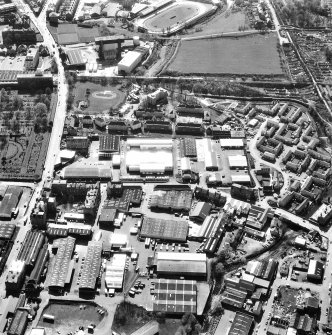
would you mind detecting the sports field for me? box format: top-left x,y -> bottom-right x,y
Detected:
168,33 -> 283,75
142,1 -> 208,33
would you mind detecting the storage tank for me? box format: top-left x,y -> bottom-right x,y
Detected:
133,36 -> 140,46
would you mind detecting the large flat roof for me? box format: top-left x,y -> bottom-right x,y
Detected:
220,138 -> 244,148
156,252 -> 206,276
118,51 -> 142,68
140,218 -> 188,242
153,279 -> 196,314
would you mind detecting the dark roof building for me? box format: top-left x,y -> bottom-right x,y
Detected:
99,135 -> 120,158
140,217 -> 188,242
189,202 -> 212,222
0,186 -> 22,220
26,244 -> 49,293
153,279 -> 197,314
99,208 -> 117,227
79,241 -> 102,296
17,231 -> 45,268
7,309 -> 28,335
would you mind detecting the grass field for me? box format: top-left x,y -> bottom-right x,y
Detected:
74,82 -> 126,114
168,33 -> 283,76
187,11 -> 247,37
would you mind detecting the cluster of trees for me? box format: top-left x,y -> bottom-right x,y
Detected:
173,78 -> 264,98
325,46 -> 332,63
175,313 -> 202,335
0,88 -> 52,134
279,0 -> 329,28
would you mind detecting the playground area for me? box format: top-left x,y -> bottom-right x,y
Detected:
140,1 -> 214,34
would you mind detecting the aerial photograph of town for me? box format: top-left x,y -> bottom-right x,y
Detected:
1,0 -> 332,334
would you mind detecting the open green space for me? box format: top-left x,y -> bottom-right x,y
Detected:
38,302 -> 105,335
187,11 -> 247,37
168,33 -> 283,76
74,82 -> 126,114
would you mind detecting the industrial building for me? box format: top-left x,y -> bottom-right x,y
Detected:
79,241 -> 102,296
26,245 -> 49,294
152,279 -> 197,314
307,260 -> 324,281
7,309 -> 29,335
105,253 -> 126,290
227,312 -> 254,335
62,166 -> 112,180
140,217 -> 188,242
17,231 -> 45,269
117,45 -> 149,74
66,136 -> 90,154
99,135 -> 120,159
48,237 -> 75,293
189,202 -> 212,222
228,155 -> 248,169
0,186 -> 22,220
220,138 -> 244,149
126,138 -> 173,174
0,223 -> 16,240
156,252 -> 207,278
5,260 -> 26,293
149,189 -> 192,213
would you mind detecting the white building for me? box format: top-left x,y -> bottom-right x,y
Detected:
228,155 -> 248,169
220,138 -> 244,149
118,51 -> 143,74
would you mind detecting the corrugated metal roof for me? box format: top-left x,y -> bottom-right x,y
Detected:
79,241 -> 102,291
48,237 -> 75,289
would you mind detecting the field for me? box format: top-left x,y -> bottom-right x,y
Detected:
38,302 -> 105,335
187,11 -> 247,37
167,33 -> 283,76
142,2 -> 204,32
74,82 -> 126,114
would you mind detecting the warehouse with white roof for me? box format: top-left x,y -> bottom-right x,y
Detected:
118,51 -> 143,74
156,252 -> 207,278
219,139 -> 244,149
228,155 -> 248,169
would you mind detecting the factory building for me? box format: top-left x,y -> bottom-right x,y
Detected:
152,279 -> 197,314
98,135 -> 120,159
5,260 -> 26,294
105,253 -> 126,290
79,241 -> 102,297
17,231 -> 45,269
47,237 -> 75,294
227,312 -> 254,335
156,252 -> 207,278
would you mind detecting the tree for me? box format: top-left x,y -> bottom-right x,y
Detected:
34,103 -> 47,117
214,263 -> 225,278
12,119 -> 20,133
51,57 -> 58,74
45,87 -> 52,96
12,95 -> 23,110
